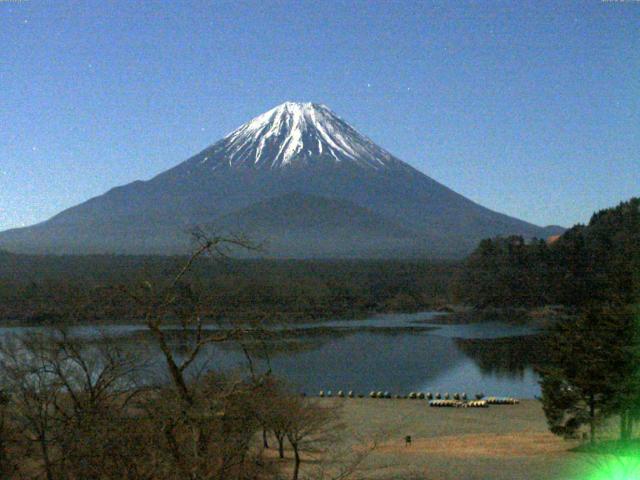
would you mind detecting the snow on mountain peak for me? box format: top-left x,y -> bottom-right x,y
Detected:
198,102 -> 397,170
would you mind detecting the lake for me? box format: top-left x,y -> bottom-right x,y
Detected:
0,311 -> 545,398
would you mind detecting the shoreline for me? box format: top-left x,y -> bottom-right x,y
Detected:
0,304 -> 569,328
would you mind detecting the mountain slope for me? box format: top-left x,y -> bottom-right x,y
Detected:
208,192 -> 421,258
212,192 -> 413,234
0,102 -> 561,257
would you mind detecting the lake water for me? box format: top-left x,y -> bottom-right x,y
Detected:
0,311 -> 545,398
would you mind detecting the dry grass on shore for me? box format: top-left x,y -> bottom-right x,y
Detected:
308,398 -> 591,480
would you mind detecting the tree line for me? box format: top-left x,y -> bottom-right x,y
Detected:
454,198 -> 640,309
0,252 -> 458,324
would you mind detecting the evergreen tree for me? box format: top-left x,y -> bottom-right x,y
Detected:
604,306 -> 640,441
455,236 -> 553,308
538,307 -> 640,443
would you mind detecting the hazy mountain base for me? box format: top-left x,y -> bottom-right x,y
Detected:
0,185 -> 560,258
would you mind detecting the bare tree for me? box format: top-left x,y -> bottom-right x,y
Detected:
46,329 -> 142,417
271,404 -> 289,460
0,333 -> 64,480
123,231 -> 260,405
47,330 -> 150,479
0,329 -> 150,480
283,397 -> 340,480
120,231 -> 277,479
0,389 -> 16,480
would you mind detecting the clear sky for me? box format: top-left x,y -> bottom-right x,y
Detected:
1,0 -> 638,231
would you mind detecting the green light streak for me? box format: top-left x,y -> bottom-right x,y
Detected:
582,454 -> 640,480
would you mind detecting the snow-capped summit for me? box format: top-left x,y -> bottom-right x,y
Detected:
195,102 -> 398,170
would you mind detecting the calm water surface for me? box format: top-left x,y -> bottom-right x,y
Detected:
0,312 -> 544,398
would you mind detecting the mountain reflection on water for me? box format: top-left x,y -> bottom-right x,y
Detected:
0,311 -> 547,398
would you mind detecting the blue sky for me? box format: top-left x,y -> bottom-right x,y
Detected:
1,0 -> 638,231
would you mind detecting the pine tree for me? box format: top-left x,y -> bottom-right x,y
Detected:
538,307 -> 639,443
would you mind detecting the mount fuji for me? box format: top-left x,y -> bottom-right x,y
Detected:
0,102 -> 562,258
